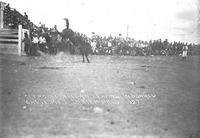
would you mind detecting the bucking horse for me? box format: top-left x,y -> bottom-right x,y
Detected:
61,28 -> 92,63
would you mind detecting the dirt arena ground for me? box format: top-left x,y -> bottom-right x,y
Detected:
0,53 -> 200,138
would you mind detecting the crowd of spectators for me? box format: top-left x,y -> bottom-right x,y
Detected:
3,3 -> 37,31
89,35 -> 200,56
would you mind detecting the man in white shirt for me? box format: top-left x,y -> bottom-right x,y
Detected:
91,40 -> 96,54
39,35 -> 47,52
38,22 -> 42,28
31,34 -> 39,56
108,41 -> 112,47
32,35 -> 39,43
107,40 -> 112,54
182,45 -> 188,60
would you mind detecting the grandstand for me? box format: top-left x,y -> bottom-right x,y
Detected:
0,1 -> 35,55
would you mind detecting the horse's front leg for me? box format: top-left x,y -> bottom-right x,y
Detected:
82,54 -> 85,63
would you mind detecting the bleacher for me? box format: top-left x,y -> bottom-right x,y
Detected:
3,3 -> 36,30
0,1 -> 36,55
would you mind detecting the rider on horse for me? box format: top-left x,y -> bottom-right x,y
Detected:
62,18 -> 92,63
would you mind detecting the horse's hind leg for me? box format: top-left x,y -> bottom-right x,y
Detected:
86,54 -> 90,63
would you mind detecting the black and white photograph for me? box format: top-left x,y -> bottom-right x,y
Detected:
0,0 -> 200,137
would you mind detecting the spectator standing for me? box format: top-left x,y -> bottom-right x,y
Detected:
24,12 -> 28,19
31,34 -> 39,56
38,22 -> 42,28
91,40 -> 96,54
107,40 -> 112,54
51,25 -> 58,33
38,35 -> 47,52
182,45 -> 188,60
44,32 -> 51,53
23,32 -> 31,55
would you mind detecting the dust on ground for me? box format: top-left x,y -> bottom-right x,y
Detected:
0,52 -> 200,138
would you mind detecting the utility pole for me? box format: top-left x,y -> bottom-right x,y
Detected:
126,24 -> 129,39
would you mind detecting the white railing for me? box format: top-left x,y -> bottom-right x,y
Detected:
0,25 -> 29,55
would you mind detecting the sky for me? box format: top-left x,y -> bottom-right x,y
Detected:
4,0 -> 200,43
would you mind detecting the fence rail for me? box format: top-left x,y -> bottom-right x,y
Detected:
0,25 -> 24,55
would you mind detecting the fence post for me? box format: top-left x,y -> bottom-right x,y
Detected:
18,25 -> 22,56
0,2 -> 5,29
